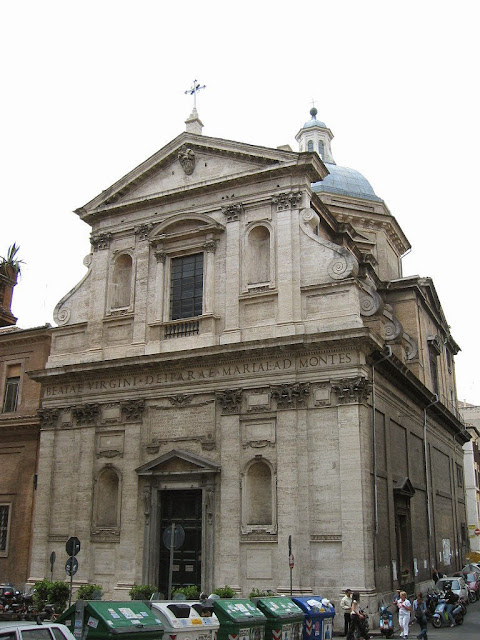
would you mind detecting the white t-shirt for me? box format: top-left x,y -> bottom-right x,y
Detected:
397,599 -> 411,615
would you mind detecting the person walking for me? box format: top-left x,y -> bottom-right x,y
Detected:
397,591 -> 411,639
346,593 -> 370,640
340,589 -> 353,636
413,593 -> 428,640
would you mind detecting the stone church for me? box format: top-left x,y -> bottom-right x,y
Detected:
28,106 -> 469,609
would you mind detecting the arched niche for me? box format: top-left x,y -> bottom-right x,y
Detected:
93,466 -> 122,532
241,457 -> 277,534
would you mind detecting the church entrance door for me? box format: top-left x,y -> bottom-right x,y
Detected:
159,489 -> 202,595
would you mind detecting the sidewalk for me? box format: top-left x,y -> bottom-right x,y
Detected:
332,597 -> 480,638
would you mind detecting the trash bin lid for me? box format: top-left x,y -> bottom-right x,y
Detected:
150,602 -> 219,630
252,598 -> 303,621
213,599 -> 267,624
291,597 -> 335,617
60,601 -> 164,637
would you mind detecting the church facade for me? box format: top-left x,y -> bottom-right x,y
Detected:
28,108 -> 468,608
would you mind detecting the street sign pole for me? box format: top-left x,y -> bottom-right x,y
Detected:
66,537 -> 80,608
168,522 -> 176,600
50,551 -> 56,582
288,535 -> 294,596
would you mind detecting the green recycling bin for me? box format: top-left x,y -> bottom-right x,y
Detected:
251,597 -> 303,640
213,598 -> 266,640
58,601 -> 164,640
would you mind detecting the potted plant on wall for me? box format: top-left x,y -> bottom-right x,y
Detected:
0,243 -> 24,282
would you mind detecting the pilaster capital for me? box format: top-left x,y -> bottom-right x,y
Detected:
221,203 -> 243,222
155,251 -> 167,264
272,190 -> 302,211
90,232 -> 112,251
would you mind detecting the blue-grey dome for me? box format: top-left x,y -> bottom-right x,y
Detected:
313,163 -> 382,202
302,117 -> 327,129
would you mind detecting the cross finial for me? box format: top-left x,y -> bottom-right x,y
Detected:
310,98 -> 316,109
185,79 -> 206,110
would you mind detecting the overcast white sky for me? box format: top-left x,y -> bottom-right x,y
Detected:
1,1 -> 479,405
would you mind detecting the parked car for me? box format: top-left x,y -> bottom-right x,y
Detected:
435,576 -> 470,603
0,622 -> 76,640
463,571 -> 480,601
463,562 -> 480,575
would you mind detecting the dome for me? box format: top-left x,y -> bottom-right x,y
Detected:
313,163 -> 382,202
301,107 -> 326,129
302,117 -> 327,129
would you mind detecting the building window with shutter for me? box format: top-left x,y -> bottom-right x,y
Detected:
0,504 -> 11,554
170,253 -> 204,320
2,364 -> 21,413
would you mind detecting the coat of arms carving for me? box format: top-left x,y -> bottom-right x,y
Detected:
178,146 -> 196,175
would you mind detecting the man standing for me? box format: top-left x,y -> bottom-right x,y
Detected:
340,589 -> 353,637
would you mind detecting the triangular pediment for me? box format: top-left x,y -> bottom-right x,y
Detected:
135,448 -> 220,476
75,132 -> 325,222
393,477 -> 415,497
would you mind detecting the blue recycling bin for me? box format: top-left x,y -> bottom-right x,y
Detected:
291,597 -> 335,640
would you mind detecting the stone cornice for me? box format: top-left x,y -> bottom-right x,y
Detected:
0,324 -> 51,347
29,327 -> 381,384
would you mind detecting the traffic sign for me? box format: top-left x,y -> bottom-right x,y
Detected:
475,528 -> 480,536
163,524 -> 185,550
66,536 -> 81,556
65,557 -> 79,576
289,554 -> 295,569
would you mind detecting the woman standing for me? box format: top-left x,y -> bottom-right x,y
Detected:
397,591 -> 411,639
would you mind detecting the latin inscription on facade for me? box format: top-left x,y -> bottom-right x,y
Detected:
44,352 -> 355,399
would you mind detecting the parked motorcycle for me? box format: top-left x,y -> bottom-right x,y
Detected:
378,605 -> 394,638
431,597 -> 464,628
350,607 -> 370,639
0,585 -> 23,620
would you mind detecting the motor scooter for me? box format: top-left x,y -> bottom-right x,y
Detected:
350,607 -> 370,639
378,605 -> 394,638
431,598 -> 463,628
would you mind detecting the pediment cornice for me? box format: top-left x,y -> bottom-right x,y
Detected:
75,133 -> 325,222
135,448 -> 220,476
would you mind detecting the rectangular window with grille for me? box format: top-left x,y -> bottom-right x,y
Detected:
170,253 -> 204,320
0,505 -> 10,553
2,363 -> 21,413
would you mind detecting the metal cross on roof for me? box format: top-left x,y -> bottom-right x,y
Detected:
185,79 -> 206,109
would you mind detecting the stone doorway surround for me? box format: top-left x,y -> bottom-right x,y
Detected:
136,449 -> 220,592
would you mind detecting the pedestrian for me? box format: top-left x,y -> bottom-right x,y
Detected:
432,568 -> 444,583
397,591 -> 411,639
392,589 -> 402,628
444,585 -> 459,627
340,589 -> 353,636
346,593 -> 370,640
413,593 -> 428,640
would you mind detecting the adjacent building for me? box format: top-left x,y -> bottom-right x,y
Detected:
28,108 -> 469,608
460,403 -> 480,555
0,263 -> 51,587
